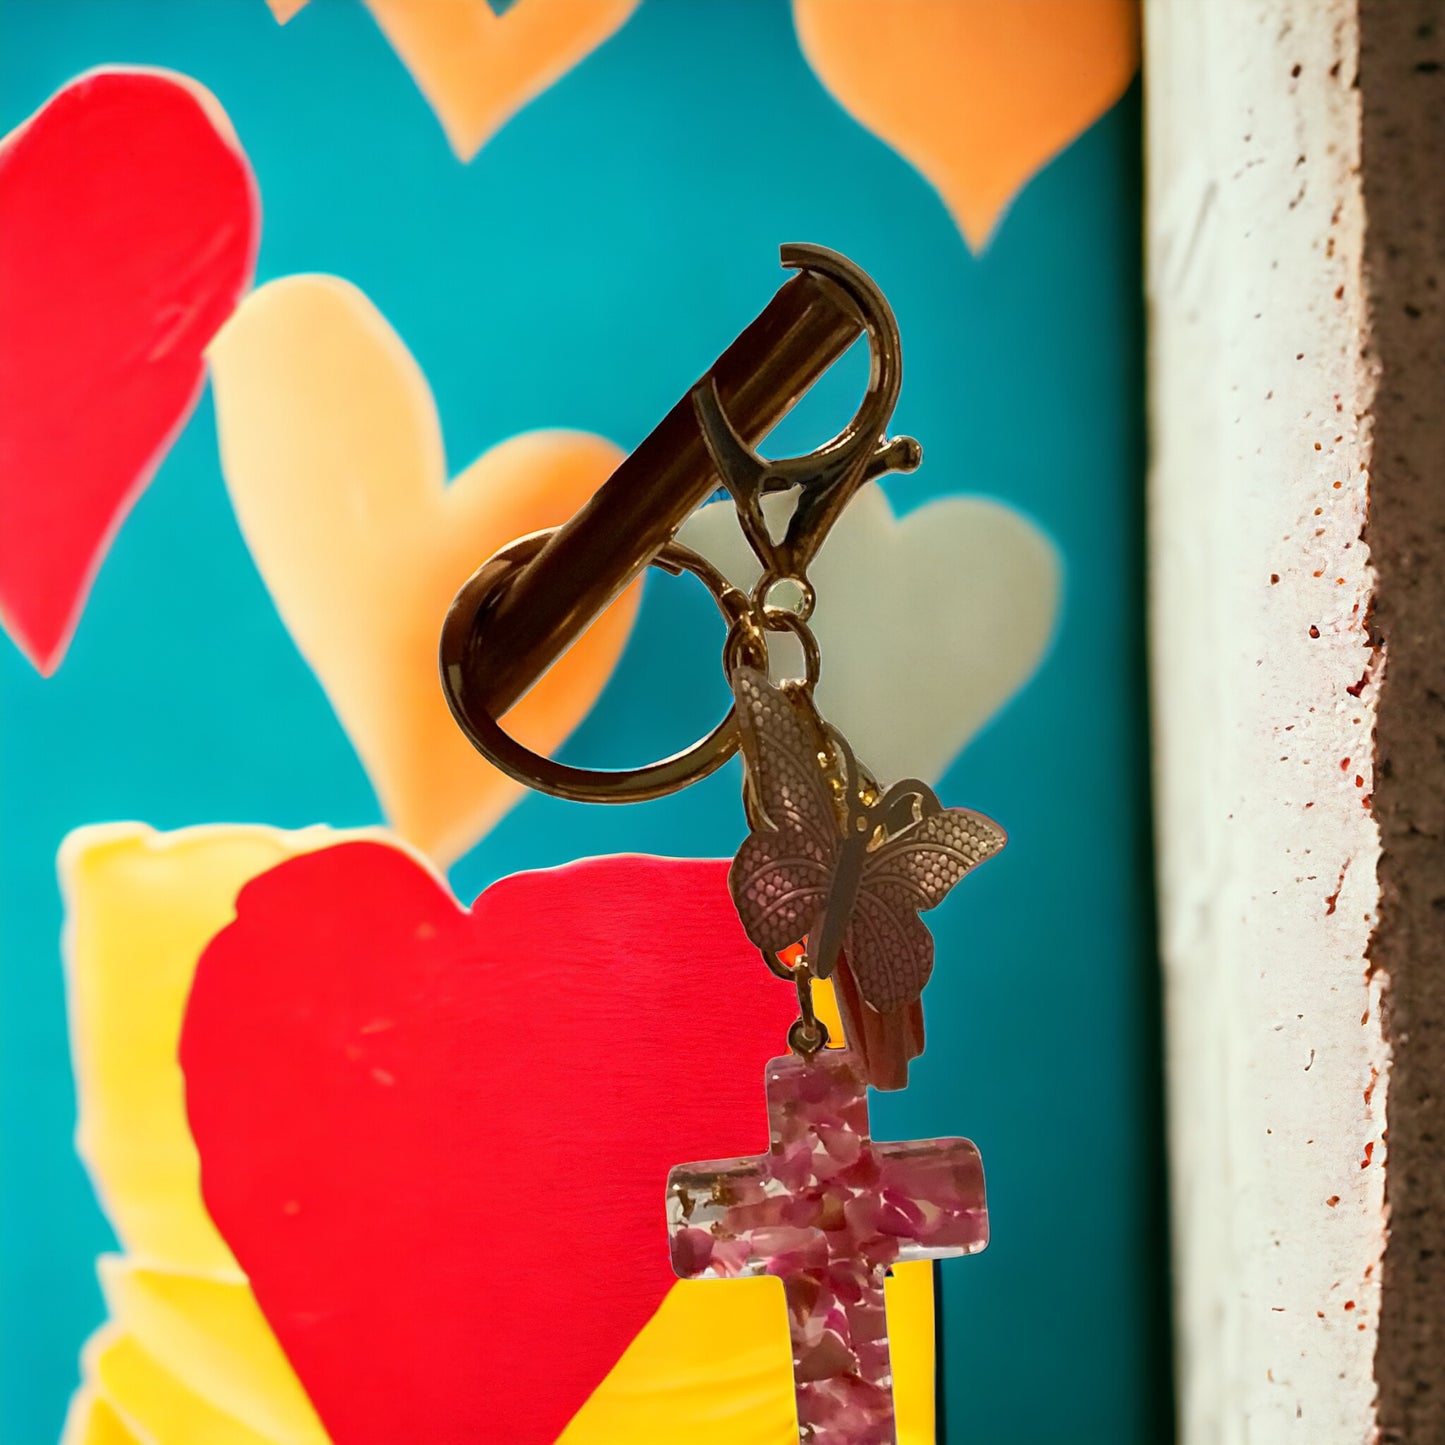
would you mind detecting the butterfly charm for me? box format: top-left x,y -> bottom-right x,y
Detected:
728,666 -> 1006,1088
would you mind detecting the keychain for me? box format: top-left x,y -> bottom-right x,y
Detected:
440,245 -> 1003,1444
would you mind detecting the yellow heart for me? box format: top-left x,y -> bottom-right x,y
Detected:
61,822 -> 339,1445
209,276 -> 636,867
794,0 -> 1139,251
63,1384 -> 137,1445
60,825 -> 938,1444
268,0 -> 640,161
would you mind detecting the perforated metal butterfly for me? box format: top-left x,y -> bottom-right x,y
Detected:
728,666 -> 1006,1086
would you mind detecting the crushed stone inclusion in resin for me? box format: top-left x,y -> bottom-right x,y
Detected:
666,1049 -> 987,1444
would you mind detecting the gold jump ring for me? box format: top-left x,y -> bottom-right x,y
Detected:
440,531 -> 756,804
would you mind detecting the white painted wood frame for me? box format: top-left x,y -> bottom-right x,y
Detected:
1146,2 -> 1390,1440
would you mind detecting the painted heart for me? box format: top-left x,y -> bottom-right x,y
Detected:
794,0 -> 1138,250
181,844 -> 800,1445
209,275 -> 637,867
0,68 -> 258,674
269,0 -> 639,160
63,824 -> 937,1443
679,484 -> 1060,786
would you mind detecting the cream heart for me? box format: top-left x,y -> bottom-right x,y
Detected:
679,484 -> 1060,785
210,275 -> 635,866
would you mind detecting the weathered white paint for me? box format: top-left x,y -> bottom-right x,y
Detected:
1146,3 -> 1387,1441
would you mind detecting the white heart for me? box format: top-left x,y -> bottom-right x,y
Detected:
678,484 -> 1061,785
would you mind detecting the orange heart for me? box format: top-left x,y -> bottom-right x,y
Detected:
269,0 -> 640,160
209,276 -> 635,866
794,0 -> 1139,251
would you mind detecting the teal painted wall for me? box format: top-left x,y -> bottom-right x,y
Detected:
0,2 -> 1166,1440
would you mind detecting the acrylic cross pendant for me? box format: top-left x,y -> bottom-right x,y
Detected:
666,1048 -> 987,1444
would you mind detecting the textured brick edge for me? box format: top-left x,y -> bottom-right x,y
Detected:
1358,3 -> 1445,1440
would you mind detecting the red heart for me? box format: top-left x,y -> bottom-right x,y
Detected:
181,843 -> 797,1444
0,69 -> 258,673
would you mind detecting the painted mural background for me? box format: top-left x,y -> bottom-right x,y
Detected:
0,2 -> 1163,1441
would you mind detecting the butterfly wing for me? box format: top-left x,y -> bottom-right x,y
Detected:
842,885 -> 938,1013
727,667 -> 841,953
845,806 -> 1007,1011
730,833 -> 833,953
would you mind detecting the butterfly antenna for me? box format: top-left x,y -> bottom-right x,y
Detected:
876,778 -> 943,834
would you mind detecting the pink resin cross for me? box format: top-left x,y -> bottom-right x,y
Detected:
666,1048 -> 987,1444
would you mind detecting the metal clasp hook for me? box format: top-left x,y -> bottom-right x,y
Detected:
691,243 -> 921,608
